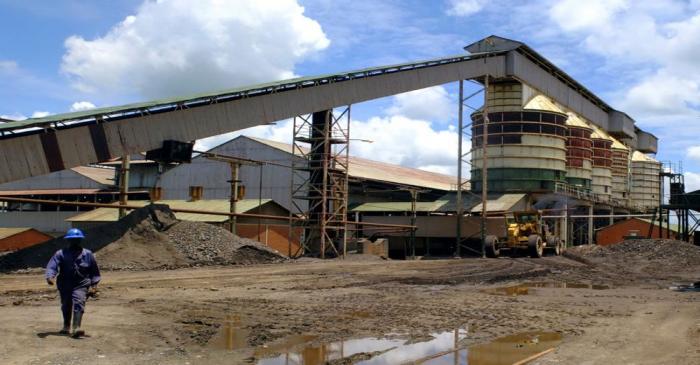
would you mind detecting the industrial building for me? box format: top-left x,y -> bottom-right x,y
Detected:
112,135 -> 456,212
0,34 -> 695,257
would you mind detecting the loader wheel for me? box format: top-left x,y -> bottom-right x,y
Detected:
528,234 -> 543,258
546,236 -> 562,256
485,235 -> 500,258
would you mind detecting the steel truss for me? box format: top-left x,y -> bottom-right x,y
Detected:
290,107 -> 350,258
455,79 -> 488,257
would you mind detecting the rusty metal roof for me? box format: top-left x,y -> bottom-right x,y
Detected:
0,228 -> 34,240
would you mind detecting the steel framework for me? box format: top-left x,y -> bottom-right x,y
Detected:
290,108 -> 350,258
455,79 -> 487,257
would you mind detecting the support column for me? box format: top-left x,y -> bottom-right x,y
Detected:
455,80 -> 464,257
588,205 -> 594,245
609,207 -> 614,226
290,107 -> 350,258
118,155 -> 130,219
229,162 -> 240,234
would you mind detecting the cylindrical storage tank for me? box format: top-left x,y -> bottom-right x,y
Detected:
486,81 -> 522,112
522,94 -> 593,190
610,138 -> 629,203
564,115 -> 593,189
630,151 -> 661,211
590,126 -> 613,202
471,109 -> 568,192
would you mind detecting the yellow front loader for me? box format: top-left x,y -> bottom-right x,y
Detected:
484,211 -> 562,258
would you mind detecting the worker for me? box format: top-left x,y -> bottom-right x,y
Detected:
45,228 -> 101,338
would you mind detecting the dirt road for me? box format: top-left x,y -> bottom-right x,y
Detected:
0,255 -> 698,364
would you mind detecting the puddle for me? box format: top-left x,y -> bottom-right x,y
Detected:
208,317 -> 561,365
208,315 -> 250,351
255,328 -> 469,365
482,282 -> 610,296
424,331 -> 562,365
480,285 -> 530,296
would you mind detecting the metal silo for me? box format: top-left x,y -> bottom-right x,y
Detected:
523,94 -> 592,190
630,151 -> 661,211
610,138 -> 630,203
471,81 -> 568,192
589,125 -> 613,202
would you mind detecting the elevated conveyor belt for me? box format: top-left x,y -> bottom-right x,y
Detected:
0,35 -> 657,184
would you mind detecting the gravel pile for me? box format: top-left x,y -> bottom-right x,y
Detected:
568,239 -> 700,268
0,204 -> 286,272
166,221 -> 286,265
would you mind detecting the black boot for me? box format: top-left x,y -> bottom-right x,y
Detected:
71,311 -> 84,338
60,313 -> 71,334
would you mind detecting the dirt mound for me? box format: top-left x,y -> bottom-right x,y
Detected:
165,221 -> 286,265
0,204 -> 285,272
568,239 -> 700,268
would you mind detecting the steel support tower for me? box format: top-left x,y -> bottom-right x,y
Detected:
455,78 -> 487,257
290,108 -> 350,258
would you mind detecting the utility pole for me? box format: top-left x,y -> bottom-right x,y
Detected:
480,75 -> 490,258
118,155 -> 130,219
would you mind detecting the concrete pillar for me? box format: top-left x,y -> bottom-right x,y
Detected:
609,207 -> 614,226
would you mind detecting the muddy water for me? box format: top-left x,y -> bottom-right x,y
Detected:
481,281 -> 610,296
209,319 -> 562,365
255,328 -> 469,365
208,315 -> 249,351
424,331 -> 562,365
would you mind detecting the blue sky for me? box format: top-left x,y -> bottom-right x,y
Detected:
1,0 -> 700,190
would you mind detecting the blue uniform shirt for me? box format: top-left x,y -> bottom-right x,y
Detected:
45,247 -> 101,289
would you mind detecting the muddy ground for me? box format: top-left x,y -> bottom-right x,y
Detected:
0,253 -> 698,364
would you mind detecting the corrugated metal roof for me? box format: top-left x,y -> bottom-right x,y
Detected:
70,166 -> 115,186
0,188 -> 102,196
470,194 -> 527,213
0,228 -> 33,240
66,199 -> 276,223
350,200 -> 448,213
246,136 -> 457,191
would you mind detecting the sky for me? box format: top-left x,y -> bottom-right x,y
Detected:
1,0 -> 700,191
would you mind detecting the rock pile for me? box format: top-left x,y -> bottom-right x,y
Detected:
0,204 -> 286,272
568,239 -> 700,268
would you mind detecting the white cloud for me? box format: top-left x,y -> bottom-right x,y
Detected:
69,101 -> 96,112
547,2 -> 700,120
350,115 -> 460,176
31,111 -> 51,118
549,0 -> 628,31
446,0 -> 486,17
685,172 -> 700,193
385,86 -> 453,122
688,146 -> 700,162
0,113 -> 26,121
0,60 -> 18,73
61,0 -> 329,99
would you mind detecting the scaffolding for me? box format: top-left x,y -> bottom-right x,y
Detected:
290,108 -> 350,258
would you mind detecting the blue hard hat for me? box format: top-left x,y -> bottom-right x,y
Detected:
65,228 -> 85,240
